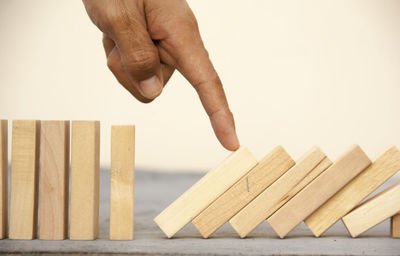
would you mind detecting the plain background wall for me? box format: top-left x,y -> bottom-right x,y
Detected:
1,0 -> 399,172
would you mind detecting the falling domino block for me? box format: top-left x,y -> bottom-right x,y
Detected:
0,120 -> 7,239
110,125 -> 135,240
342,182 -> 400,238
192,146 -> 295,238
267,145 -> 371,238
305,146 -> 400,237
392,213 -> 400,238
39,121 -> 70,240
9,120 -> 40,239
70,121 -> 100,240
154,147 -> 257,238
230,146 -> 331,238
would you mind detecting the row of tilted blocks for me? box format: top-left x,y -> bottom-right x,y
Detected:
0,120 -> 135,240
155,145 -> 400,239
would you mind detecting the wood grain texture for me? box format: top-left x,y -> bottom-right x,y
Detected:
0,120 -> 7,239
154,147 -> 258,238
305,146 -> 400,237
9,120 -> 40,239
268,145 -> 371,238
391,213 -> 400,238
192,146 -> 295,238
39,121 -> 70,240
70,121 -> 100,240
342,182 -> 400,238
230,146 -> 331,238
110,125 -> 135,240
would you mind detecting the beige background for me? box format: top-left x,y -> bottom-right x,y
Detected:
0,0 -> 399,172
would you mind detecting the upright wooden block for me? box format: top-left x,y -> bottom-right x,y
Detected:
154,147 -> 257,238
39,121 -> 70,240
0,120 -> 7,239
192,146 -> 295,238
70,121 -> 100,240
110,125 -> 135,240
9,120 -> 40,239
267,145 -> 371,238
230,146 -> 331,238
342,182 -> 400,237
305,146 -> 400,237
392,213 -> 400,238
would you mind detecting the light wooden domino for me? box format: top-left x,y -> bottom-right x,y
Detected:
342,182 -> 400,238
192,146 -> 295,238
154,146 -> 258,238
305,146 -> 400,237
392,213 -> 400,238
267,145 -> 371,238
230,146 -> 331,238
0,120 -> 7,239
110,125 -> 135,240
70,121 -> 100,240
9,120 -> 40,239
39,121 -> 70,240
270,157 -> 332,213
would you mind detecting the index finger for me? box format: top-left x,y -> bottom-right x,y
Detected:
171,26 -> 240,151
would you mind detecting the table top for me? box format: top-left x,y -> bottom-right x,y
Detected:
0,170 -> 399,255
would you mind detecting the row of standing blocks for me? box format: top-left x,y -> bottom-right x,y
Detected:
155,145 -> 400,239
0,120 -> 135,240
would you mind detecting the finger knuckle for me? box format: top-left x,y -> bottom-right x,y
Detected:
106,55 -> 117,72
193,73 -> 220,91
104,8 -> 127,30
174,16 -> 198,34
180,9 -> 199,30
123,49 -> 158,73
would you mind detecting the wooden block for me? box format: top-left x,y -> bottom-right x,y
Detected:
39,121 -> 70,240
110,125 -> 135,240
9,120 -> 40,239
230,146 -> 331,238
305,146 -> 400,237
392,213 -> 400,238
342,182 -> 400,238
267,145 -> 371,238
0,120 -> 7,239
154,147 -> 258,238
69,121 -> 100,240
192,146 -> 295,238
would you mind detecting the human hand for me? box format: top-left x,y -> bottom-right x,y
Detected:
82,0 -> 239,150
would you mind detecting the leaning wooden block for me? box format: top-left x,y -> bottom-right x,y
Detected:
154,147 -> 257,238
392,213 -> 400,238
268,145 -> 371,238
70,121 -> 100,240
274,157 -> 332,212
305,146 -> 400,237
230,146 -> 331,238
110,125 -> 135,240
39,121 -> 70,240
0,120 -> 7,239
192,146 -> 295,238
9,120 -> 40,239
342,182 -> 400,238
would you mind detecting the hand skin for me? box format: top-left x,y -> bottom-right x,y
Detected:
82,0 -> 239,151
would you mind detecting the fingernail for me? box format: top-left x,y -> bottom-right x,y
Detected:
138,75 -> 163,99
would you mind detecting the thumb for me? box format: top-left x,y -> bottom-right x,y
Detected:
108,8 -> 163,100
